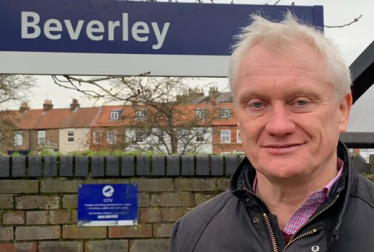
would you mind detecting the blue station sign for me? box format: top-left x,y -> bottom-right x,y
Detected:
0,0 -> 323,76
78,184 -> 138,226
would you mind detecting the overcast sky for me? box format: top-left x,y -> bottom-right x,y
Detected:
29,0 -> 374,113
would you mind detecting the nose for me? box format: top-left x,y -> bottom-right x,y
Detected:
265,104 -> 296,137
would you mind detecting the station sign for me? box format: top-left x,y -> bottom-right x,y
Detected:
78,184 -> 138,226
0,0 -> 323,76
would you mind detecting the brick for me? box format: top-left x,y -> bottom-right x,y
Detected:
39,241 -> 83,252
151,193 -> 193,207
138,193 -> 150,207
16,226 -> 60,240
196,156 -> 209,176
75,156 -> 89,177
62,226 -> 106,239
0,227 -> 13,241
44,156 -> 58,177
152,156 -> 165,176
181,156 -> 194,176
217,178 -> 230,191
16,196 -> 60,210
41,180 -> 83,193
106,156 -> 120,176
162,207 -> 191,222
3,211 -> 25,225
0,242 -> 36,252
139,208 -> 161,223
0,157 -> 10,177
175,178 -> 216,192
26,211 -> 48,224
71,210 -> 78,224
0,195 -> 14,209
0,180 -> 38,194
28,156 -> 42,177
136,156 -> 150,176
85,240 -> 128,252
121,156 -> 135,177
91,156 -> 105,177
153,223 -> 174,238
211,156 -> 224,176
49,210 -> 71,224
129,239 -> 169,252
131,179 -> 173,192
109,225 -> 152,238
166,156 -> 180,176
62,195 -> 78,209
12,156 -> 26,178
194,193 -> 219,205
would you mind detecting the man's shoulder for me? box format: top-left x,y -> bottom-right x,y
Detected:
351,174 -> 374,209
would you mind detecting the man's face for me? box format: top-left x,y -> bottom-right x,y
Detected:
235,43 -> 352,181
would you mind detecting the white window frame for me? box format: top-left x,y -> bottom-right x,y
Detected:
110,111 -> 119,120
195,108 -> 207,119
15,131 -> 23,146
135,109 -> 146,121
221,130 -> 231,143
134,131 -> 146,143
67,130 -> 74,143
237,129 -> 242,143
38,130 -> 46,145
196,128 -> 204,142
107,130 -> 117,144
220,108 -> 231,119
93,131 -> 101,144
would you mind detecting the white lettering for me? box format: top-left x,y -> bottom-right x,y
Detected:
86,20 -> 104,41
108,21 -> 120,41
64,20 -> 84,40
103,199 -> 113,202
20,12 -> 170,49
21,12 -> 41,39
152,22 -> 170,50
132,22 -> 149,42
44,19 -> 62,40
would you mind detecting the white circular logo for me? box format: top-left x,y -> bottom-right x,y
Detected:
311,245 -> 320,252
102,185 -> 114,197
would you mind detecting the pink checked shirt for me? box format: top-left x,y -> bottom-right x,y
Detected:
254,158 -> 344,235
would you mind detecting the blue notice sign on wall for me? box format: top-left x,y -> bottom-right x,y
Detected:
78,184 -> 138,226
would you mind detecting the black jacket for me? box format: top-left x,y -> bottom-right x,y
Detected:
169,142 -> 374,252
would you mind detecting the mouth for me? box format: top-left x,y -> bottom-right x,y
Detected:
262,143 -> 304,154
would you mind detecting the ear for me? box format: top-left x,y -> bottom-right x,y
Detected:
338,92 -> 352,133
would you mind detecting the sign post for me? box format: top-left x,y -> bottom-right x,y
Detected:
0,0 -> 323,76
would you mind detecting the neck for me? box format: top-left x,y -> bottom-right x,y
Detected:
256,160 -> 338,230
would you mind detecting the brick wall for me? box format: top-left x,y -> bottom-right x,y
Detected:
0,155 -> 243,252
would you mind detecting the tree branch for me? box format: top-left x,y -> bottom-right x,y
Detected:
325,15 -> 362,28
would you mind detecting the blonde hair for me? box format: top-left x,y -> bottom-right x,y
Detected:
228,12 -> 351,101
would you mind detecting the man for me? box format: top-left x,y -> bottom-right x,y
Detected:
169,13 -> 374,252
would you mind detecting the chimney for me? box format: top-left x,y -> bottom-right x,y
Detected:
19,102 -> 29,113
43,100 -> 53,111
70,98 -> 80,112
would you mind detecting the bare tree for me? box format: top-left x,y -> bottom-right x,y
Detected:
53,76 -> 219,154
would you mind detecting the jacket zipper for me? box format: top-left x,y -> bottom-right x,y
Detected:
242,187 -> 340,252
282,193 -> 340,251
242,187 -> 279,252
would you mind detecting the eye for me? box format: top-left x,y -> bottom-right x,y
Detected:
295,100 -> 308,106
251,102 -> 264,109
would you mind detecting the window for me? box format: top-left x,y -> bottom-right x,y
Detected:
107,130 -> 117,144
221,130 -> 231,143
220,108 -> 231,119
237,130 -> 242,143
15,131 -> 23,146
110,111 -> 119,120
93,131 -> 101,144
195,108 -> 207,119
67,131 -> 74,142
135,109 -> 146,121
134,131 -> 146,143
38,131 -> 46,145
196,128 -> 204,142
